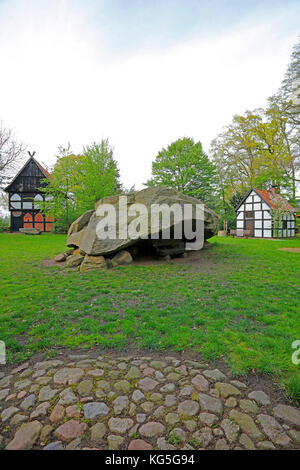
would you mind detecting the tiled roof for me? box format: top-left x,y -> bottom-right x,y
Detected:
4,156 -> 51,191
33,158 -> 51,179
254,188 -> 297,212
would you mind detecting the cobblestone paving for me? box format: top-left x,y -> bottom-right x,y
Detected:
0,353 -> 300,450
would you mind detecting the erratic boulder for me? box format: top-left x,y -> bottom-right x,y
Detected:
66,187 -> 218,259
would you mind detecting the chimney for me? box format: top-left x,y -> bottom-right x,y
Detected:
270,185 -> 278,194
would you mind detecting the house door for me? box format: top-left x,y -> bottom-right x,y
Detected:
245,220 -> 254,237
11,212 -> 23,232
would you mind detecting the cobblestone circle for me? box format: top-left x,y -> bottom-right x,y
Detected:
0,352 -> 299,450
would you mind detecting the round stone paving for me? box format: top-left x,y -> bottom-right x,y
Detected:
0,352 -> 299,450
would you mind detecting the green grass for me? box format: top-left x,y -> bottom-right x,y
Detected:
0,232 -> 299,399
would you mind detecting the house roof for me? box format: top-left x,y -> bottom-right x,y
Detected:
4,156 -> 51,192
34,158 -> 51,179
254,188 -> 297,212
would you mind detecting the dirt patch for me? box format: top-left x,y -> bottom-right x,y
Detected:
278,248 -> 300,253
42,243 -> 217,271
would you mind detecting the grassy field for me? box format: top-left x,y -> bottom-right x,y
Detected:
0,232 -> 299,399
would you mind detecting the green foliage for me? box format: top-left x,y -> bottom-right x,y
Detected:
41,139 -> 121,231
146,137 -> 216,204
210,38 -> 300,205
78,140 -> 121,212
285,375 -> 300,403
0,215 -> 9,231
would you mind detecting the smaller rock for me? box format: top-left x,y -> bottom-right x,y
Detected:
128,439 -> 153,450
114,395 -> 129,415
44,441 -> 64,450
6,421 -> 42,450
136,414 -> 146,423
273,405 -> 300,427
10,414 -> 28,426
108,418 -> 134,434
114,380 -> 131,394
30,402 -> 50,419
50,404 -> 65,423
165,413 -> 180,425
40,425 -> 53,442
203,369 -> 227,382
178,400 -> 199,416
225,397 -> 237,408
90,423 -> 106,441
38,386 -> 58,402
54,254 -> 66,262
165,394 -> 176,407
107,435 -> 124,450
132,390 -> 145,403
288,429 -> 300,443
240,399 -> 259,414
215,439 -> 230,450
66,254 -> 84,267
139,422 -> 165,437
239,433 -> 255,450
191,374 -> 209,392
66,405 -> 81,418
1,406 -> 19,422
111,250 -> 133,267
77,379 -> 93,396
257,440 -> 276,450
215,382 -> 241,398
199,412 -> 219,427
231,380 -> 247,389
20,394 -> 36,411
83,402 -> 109,419
248,390 -> 271,406
66,438 -> 82,450
157,438 -> 176,450
138,377 -> 159,392
54,420 -> 87,442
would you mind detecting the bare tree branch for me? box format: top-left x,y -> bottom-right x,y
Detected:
0,120 -> 27,186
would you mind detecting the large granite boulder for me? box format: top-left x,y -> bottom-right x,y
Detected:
67,187 -> 218,256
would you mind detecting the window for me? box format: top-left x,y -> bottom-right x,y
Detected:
34,194 -> 43,209
10,193 -> 21,209
282,220 -> 288,229
245,211 -> 254,219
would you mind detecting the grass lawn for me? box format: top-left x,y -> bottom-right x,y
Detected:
0,232 -> 299,399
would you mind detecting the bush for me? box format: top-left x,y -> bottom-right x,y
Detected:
0,216 -> 10,232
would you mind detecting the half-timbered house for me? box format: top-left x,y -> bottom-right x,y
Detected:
235,187 -> 297,238
4,152 -> 54,232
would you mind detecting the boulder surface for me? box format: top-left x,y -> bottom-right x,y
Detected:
66,187 -> 218,257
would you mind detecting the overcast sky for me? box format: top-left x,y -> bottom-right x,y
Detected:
0,0 -> 299,189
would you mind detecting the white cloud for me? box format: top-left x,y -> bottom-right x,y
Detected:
0,1 -> 298,189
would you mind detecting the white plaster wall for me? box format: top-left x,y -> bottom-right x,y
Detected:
264,220 -> 272,228
263,211 -> 271,219
255,220 -> 262,229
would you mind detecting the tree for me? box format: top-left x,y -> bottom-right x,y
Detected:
40,144 -> 83,231
210,108 -> 297,197
280,38 -> 300,126
77,139 -> 121,213
0,121 -> 26,186
146,137 -> 216,203
42,139 -> 121,231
